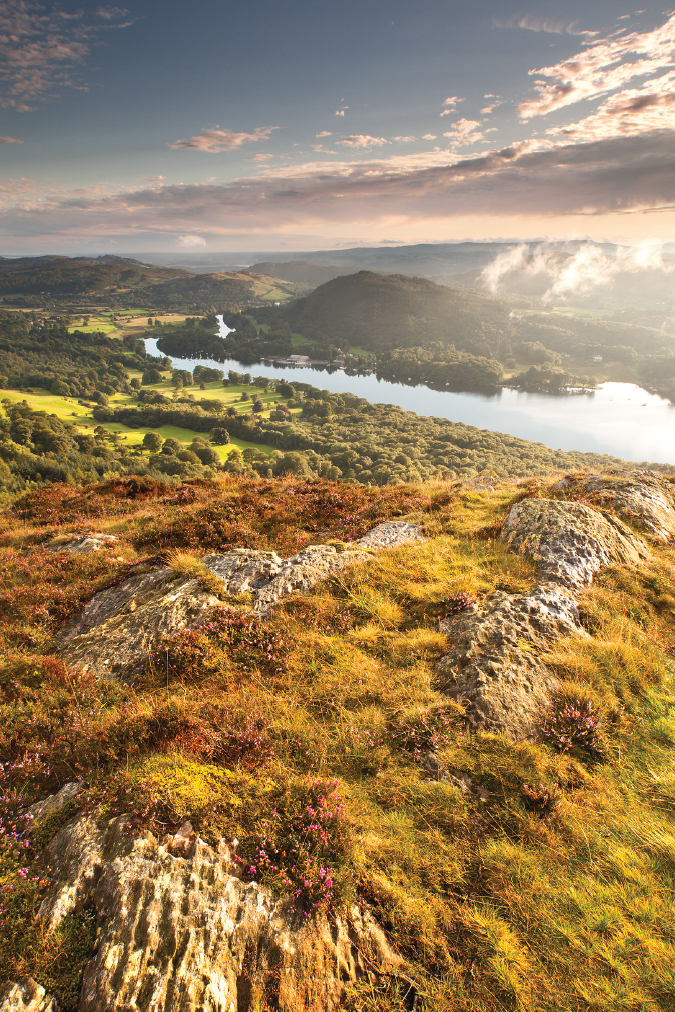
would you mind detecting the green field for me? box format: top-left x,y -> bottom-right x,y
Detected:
0,372 -> 301,461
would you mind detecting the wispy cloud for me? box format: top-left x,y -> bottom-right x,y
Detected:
519,13 -> 675,119
168,126 -> 278,152
439,95 -> 464,116
392,135 -> 415,142
494,15 -> 597,36
548,73 -> 675,141
316,131 -> 332,137
177,235 -> 206,247
0,135 -> 22,143
338,134 -> 389,148
0,0 -> 133,112
3,133 -> 675,242
442,118 -> 485,148
480,97 -> 502,115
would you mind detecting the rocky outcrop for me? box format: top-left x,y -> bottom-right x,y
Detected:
436,476 -> 657,737
59,522 -> 425,681
434,583 -> 584,736
501,497 -> 649,588
23,781 -> 82,831
354,521 -> 425,550
252,543 -> 370,616
59,570 -> 221,682
46,533 -> 119,554
0,980 -> 57,1012
34,813 -> 398,1012
553,470 -> 675,543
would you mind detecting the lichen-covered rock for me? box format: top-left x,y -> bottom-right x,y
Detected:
37,814 -> 398,1012
553,470 -> 675,542
58,569 -> 221,681
0,980 -> 57,1012
434,583 -> 584,736
58,522 -> 425,679
23,782 -> 82,832
253,544 -> 370,616
46,533 -> 119,554
202,548 -> 284,593
502,498 -> 649,588
354,521 -> 425,550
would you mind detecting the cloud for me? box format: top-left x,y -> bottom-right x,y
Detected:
312,144 -> 338,153
422,133 -> 437,140
335,109 -> 345,116
440,95 -> 464,116
338,134 -> 389,148
316,131 -> 332,137
96,7 -> 128,20
0,0 -> 133,112
168,126 -> 278,152
0,135 -> 22,143
442,119 -> 485,148
4,132 -> 675,243
495,15 -> 597,36
392,135 -> 415,142
480,99 -> 503,115
519,12 -> 675,120
140,174 -> 165,182
177,235 -> 207,247
251,153 -> 275,161
548,72 -> 675,141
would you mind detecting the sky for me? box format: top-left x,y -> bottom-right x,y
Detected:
1,0 -> 675,253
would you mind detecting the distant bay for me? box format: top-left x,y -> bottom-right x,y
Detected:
144,327 -> 675,465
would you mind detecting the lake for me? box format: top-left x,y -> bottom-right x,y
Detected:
144,323 -> 675,465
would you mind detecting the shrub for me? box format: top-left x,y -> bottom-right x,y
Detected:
542,697 -> 604,760
238,777 -> 351,913
444,590 -> 477,616
521,782 -> 562,815
151,605 -> 291,683
387,704 -> 458,759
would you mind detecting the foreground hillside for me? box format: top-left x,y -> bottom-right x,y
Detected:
1,470 -> 675,1011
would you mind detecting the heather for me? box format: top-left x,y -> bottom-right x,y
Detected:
1,471 -> 675,1010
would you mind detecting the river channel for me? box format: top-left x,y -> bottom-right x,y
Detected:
144,322 -> 675,465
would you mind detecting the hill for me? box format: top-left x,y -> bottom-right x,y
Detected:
0,257 -> 310,312
247,260 -> 349,286
0,254 -> 190,295
2,469 -> 675,1011
279,270 -> 512,356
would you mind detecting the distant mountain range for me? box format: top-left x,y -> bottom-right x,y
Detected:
138,240 -> 675,282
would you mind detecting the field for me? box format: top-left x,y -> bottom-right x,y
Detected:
0,368 -> 297,461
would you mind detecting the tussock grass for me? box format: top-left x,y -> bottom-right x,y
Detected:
1,473 -> 675,1009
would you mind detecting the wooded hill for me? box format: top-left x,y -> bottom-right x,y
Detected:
0,255 -> 190,295
276,270 -> 512,357
0,257 -> 309,313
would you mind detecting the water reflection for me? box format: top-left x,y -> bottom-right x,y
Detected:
144,321 -> 675,464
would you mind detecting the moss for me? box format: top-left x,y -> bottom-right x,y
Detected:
31,800 -> 80,851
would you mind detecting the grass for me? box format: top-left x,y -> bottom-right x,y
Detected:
1,473 -> 675,1009
0,374 -> 293,458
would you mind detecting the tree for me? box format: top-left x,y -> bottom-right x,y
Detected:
130,378 -> 141,390
147,318 -> 153,326
209,427 -> 230,445
161,437 -> 183,455
278,382 -> 295,399
252,399 -> 264,413
142,368 -> 162,385
51,379 -> 70,396
240,391 -> 250,402
142,431 -> 163,453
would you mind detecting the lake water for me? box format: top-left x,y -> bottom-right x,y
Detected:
145,322 -> 675,465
